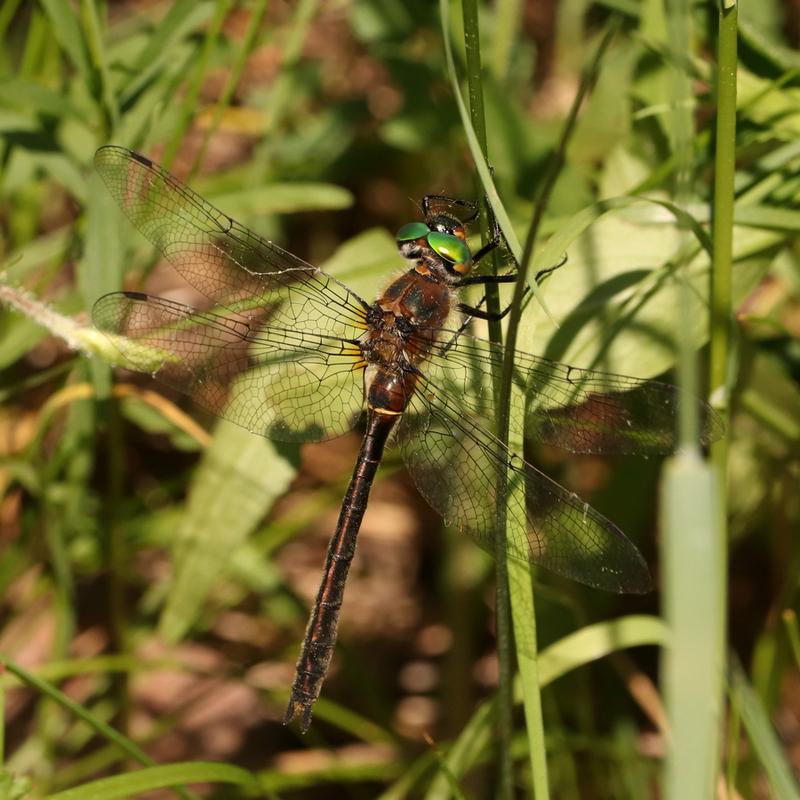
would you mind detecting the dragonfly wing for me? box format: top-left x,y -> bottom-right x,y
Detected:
93,292 -> 365,442
93,146 -> 370,343
398,382 -> 652,593
423,332 -> 723,455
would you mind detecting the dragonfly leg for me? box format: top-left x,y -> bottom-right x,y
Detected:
531,252 -> 568,284
471,237 -> 502,266
421,194 -> 479,221
456,252 -> 568,290
443,284 -> 528,352
457,283 -> 532,322
454,271 -> 517,288
444,253 -> 567,352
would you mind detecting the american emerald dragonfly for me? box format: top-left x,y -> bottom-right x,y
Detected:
91,146 -> 723,732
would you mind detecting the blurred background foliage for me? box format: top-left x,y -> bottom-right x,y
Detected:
0,0 -> 798,797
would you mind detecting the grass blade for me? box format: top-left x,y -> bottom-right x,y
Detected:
731,661 -> 800,800
44,762 -> 260,800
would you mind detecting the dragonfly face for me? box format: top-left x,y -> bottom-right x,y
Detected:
396,215 -> 473,280
91,146 -> 724,732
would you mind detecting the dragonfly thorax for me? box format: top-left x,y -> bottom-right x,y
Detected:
376,270 -> 453,331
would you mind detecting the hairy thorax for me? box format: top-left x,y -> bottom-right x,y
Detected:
361,268 -> 454,414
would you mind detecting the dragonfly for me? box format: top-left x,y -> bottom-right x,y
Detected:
91,146 -> 723,732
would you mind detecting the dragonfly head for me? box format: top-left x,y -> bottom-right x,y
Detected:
396,214 -> 473,280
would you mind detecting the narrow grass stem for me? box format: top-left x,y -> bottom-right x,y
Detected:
709,0 -> 738,785
461,0 -> 502,330
496,26 -> 617,800
190,0 -> 270,180
710,12 -> 737,410
459,1 -> 514,795
161,0 -> 233,169
3,659 -> 154,765
662,1 -> 733,797
489,0 -> 522,81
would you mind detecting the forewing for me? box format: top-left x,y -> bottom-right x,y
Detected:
423,332 -> 723,454
93,292 -> 365,442
93,146 -> 369,342
398,384 -> 652,594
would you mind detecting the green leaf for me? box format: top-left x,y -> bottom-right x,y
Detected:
569,41 -> 635,167
739,352 -> 800,444
537,614 -> 669,684
661,453 -> 720,799
426,615 -> 668,798
44,762 -> 260,800
2,659 -> 154,771
211,182 -> 353,215
731,661 -> 800,800
739,16 -> 800,73
158,420 -> 296,643
79,172 -> 124,304
39,0 -> 90,79
0,78 -> 84,119
738,67 -> 800,140
119,0 -> 214,105
0,312 -> 46,369
119,398 -> 202,452
515,198 -> 771,381
32,152 -> 87,204
734,205 -> 800,231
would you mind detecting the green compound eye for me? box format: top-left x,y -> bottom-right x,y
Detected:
427,231 -> 472,267
396,222 -> 430,242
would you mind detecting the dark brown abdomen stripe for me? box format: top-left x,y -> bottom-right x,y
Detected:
284,409 -> 399,732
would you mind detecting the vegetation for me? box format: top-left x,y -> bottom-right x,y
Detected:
0,0 -> 798,797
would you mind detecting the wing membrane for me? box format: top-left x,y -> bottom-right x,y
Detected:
422,332 -> 723,455
399,383 -> 652,593
93,292 -> 365,442
94,146 -> 369,342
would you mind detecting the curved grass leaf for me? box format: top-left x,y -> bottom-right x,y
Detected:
211,182 -> 353,215
517,202 -> 773,380
731,661 -> 800,800
159,420 -> 296,643
44,762 -> 260,800
424,615 -> 668,798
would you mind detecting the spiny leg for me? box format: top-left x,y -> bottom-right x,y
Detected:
444,254 -> 568,352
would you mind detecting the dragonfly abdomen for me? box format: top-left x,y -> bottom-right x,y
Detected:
364,363 -> 418,414
284,410 -> 399,732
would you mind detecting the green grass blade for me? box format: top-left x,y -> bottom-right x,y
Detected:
731,662 -> 800,800
39,0 -> 90,78
80,0 -> 117,135
1,659 -> 154,769
454,0 -> 519,795
536,615 -> 669,683
43,762 -> 261,800
210,182 -> 353,215
661,453 -> 720,798
426,615 -> 668,797
119,0 -> 213,106
159,421 -> 296,642
161,0 -> 233,168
